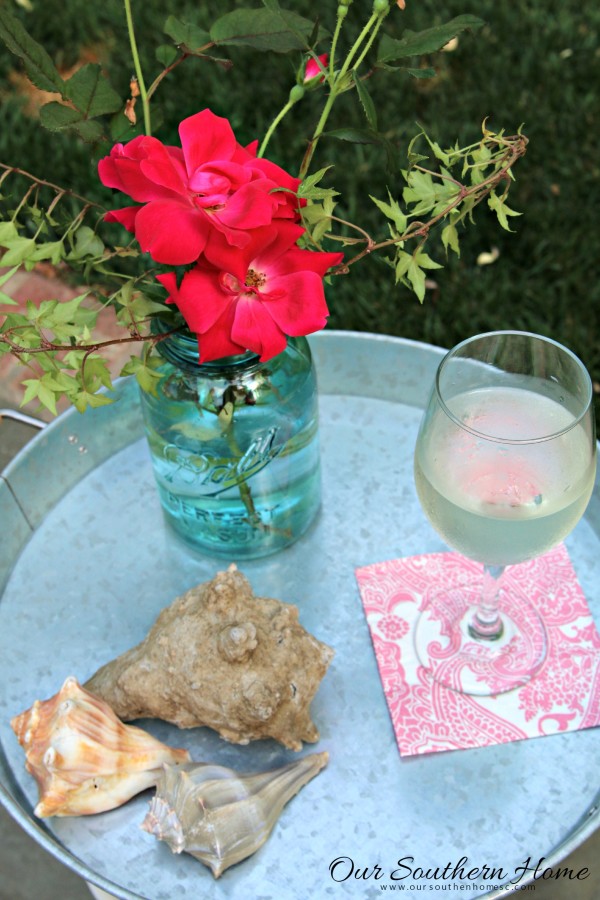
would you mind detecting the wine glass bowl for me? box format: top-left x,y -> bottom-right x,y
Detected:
413,331 -> 596,695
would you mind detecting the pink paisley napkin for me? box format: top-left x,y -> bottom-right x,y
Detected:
355,544 -> 600,756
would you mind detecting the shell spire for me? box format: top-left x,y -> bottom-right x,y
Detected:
10,676 -> 191,817
141,751 -> 329,877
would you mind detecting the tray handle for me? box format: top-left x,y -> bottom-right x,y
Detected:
0,409 -> 45,431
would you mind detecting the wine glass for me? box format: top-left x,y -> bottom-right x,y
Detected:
413,331 -> 596,695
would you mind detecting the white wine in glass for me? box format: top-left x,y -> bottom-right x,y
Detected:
413,331 -> 596,695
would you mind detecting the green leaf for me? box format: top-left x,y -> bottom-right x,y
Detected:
67,226 -> 104,260
488,191 -> 521,231
21,378 -> 43,407
50,293 -> 92,325
0,6 -> 65,93
404,67 -> 437,79
64,63 -> 122,118
402,169 -> 436,213
299,166 -> 333,192
156,43 -> 179,67
377,15 -> 484,62
407,258 -> 426,302
29,240 -> 65,266
0,222 -> 19,245
377,62 -> 436,79
298,166 -> 338,202
21,377 -> 58,415
39,102 -> 82,131
39,102 -> 105,141
414,250 -> 442,270
218,401 -> 234,430
402,168 -> 458,216
421,132 -> 451,166
169,419 -> 221,441
72,390 -> 113,412
117,288 -> 168,323
441,221 -> 460,256
352,73 -> 377,131
467,142 -> 492,184
210,8 -> 324,53
136,365 -> 162,395
323,127 -> 379,144
109,110 -> 143,143
1,238 -> 36,266
0,292 -> 18,306
0,264 -> 19,286
163,15 -> 211,51
395,250 -> 412,281
121,356 -> 163,395
71,119 -> 105,142
81,355 -> 114,392
370,192 -> 407,234
301,203 -> 327,225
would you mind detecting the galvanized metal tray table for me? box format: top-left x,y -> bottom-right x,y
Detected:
1,331 -> 599,900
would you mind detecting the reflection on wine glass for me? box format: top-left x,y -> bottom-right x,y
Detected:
413,331 -> 597,695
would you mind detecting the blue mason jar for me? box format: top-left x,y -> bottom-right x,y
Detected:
138,331 -> 321,559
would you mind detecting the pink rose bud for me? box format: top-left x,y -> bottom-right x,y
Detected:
304,54 -> 328,83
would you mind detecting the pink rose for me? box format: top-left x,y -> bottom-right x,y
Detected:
98,109 -> 301,266
157,222 -> 343,362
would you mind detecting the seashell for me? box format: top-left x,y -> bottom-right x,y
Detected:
10,676 -> 191,817
141,751 -> 328,877
86,565 -> 334,750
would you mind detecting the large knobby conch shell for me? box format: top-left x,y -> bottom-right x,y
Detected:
10,676 -> 191,817
141,751 -> 328,878
85,565 -> 334,750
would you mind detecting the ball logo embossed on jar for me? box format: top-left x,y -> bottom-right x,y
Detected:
161,427 -> 283,495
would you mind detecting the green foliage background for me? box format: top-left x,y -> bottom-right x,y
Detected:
1,0 -> 599,392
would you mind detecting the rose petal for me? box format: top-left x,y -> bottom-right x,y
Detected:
134,201 -> 208,264
249,222 -> 305,270
197,305 -> 247,362
304,53 -> 329,83
264,271 -> 329,336
243,139 -> 259,158
165,266 -> 246,361
248,157 -> 301,196
189,160 -> 250,194
203,229 -> 257,281
179,109 -> 237,177
266,247 -> 343,278
216,181 -> 279,231
171,266 -> 234,334
156,271 -> 179,299
98,137 -> 181,202
104,206 -> 140,233
139,142 -> 188,195
232,296 -> 288,361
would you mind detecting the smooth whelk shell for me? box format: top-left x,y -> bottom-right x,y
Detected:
141,751 -> 329,877
10,676 -> 190,817
86,565 -> 334,750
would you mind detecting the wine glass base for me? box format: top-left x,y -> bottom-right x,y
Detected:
414,581 -> 547,696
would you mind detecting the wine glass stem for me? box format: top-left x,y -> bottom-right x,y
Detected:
468,564 -> 505,641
